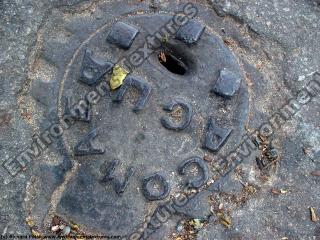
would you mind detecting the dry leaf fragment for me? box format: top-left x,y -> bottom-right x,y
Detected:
31,228 -> 41,237
221,216 -> 232,228
71,224 -> 80,231
159,52 -> 166,63
189,219 -> 204,230
109,64 -> 129,90
280,189 -> 289,194
245,185 -> 256,194
271,188 -> 289,195
217,212 -> 232,228
26,217 -> 34,227
162,34 -> 169,43
271,188 -> 281,195
310,207 -> 318,222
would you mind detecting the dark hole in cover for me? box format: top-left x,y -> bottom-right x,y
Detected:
158,51 -> 187,75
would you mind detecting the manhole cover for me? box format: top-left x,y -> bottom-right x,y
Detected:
25,1 -> 250,239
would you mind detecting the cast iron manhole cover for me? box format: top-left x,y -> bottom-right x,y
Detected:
26,2 -> 250,239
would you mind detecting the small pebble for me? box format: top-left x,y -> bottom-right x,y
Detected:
51,225 -> 59,232
219,203 -> 224,210
176,220 -> 185,232
311,171 -> 320,177
176,225 -> 184,232
62,226 -> 71,236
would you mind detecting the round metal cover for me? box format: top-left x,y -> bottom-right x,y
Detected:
26,1 -> 251,239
